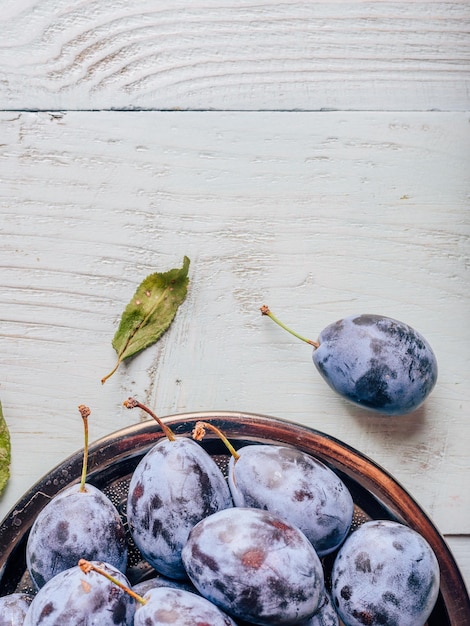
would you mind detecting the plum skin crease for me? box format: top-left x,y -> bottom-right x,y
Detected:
313,314 -> 438,415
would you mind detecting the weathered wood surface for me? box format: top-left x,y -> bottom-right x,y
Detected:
0,111 -> 468,588
0,1 -> 469,111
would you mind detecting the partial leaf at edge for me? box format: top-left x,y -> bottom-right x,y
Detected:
102,257 -> 190,383
0,401 -> 11,497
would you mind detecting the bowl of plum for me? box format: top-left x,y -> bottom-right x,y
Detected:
0,410 -> 468,625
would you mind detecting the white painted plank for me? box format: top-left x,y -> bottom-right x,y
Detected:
0,1 -> 469,111
0,110 -> 469,587
446,537 -> 470,595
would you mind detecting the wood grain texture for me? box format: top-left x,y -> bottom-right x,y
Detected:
0,112 -> 469,593
0,1 -> 469,111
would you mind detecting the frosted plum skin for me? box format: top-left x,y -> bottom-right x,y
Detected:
26,482 -> 127,589
0,593 -> 33,625
134,587 -> 238,625
182,506 -> 325,626
313,314 -> 438,415
23,561 -> 135,625
228,444 -> 354,556
331,519 -> 440,626
127,437 -> 233,580
297,590 -> 339,626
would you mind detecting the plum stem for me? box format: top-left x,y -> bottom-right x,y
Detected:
78,559 -> 147,605
123,398 -> 176,442
78,405 -> 91,492
192,421 -> 240,461
260,305 -> 320,349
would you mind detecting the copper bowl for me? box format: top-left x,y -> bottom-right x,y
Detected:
0,411 -> 468,624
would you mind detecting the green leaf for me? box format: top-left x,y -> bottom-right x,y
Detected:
0,401 -> 11,497
102,256 -> 190,384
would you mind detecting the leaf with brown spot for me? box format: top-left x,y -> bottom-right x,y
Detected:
102,257 -> 190,383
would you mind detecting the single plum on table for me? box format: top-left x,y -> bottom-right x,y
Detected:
261,307 -> 437,415
331,519 -> 440,626
182,506 -> 325,625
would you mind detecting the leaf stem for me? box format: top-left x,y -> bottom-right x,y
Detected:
101,358 -> 121,385
123,398 -> 176,442
192,421 -> 240,461
78,405 -> 91,492
78,559 -> 146,605
260,305 -> 319,349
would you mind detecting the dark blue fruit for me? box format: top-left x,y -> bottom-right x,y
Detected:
134,587 -> 238,625
132,574 -> 198,596
331,519 -> 440,626
228,443 -> 354,556
26,482 -> 128,589
0,593 -> 33,625
261,306 -> 437,415
127,436 -> 233,579
313,314 -> 438,415
23,561 -> 135,625
182,506 -> 325,625
298,590 -> 339,626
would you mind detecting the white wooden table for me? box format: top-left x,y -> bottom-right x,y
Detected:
1,0 -> 469,595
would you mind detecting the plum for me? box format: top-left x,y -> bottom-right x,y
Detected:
134,587 -> 238,625
297,590 -> 339,626
132,574 -> 198,596
23,561 -> 135,625
26,406 -> 127,589
125,398 -> 233,580
127,436 -> 233,579
331,519 -> 440,626
0,593 -> 33,625
26,482 -> 127,590
227,443 -> 354,556
261,307 -> 438,415
182,506 -> 325,625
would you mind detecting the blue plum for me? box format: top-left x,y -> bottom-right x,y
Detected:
313,314 -> 437,415
261,306 -> 437,415
127,436 -> 233,580
297,590 -> 339,626
132,574 -> 198,596
228,443 -> 354,556
26,482 -> 127,589
0,593 -> 33,625
331,519 -> 440,626
182,506 -> 325,625
134,587 -> 238,625
23,561 -> 135,625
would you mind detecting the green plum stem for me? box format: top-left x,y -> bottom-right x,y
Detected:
260,305 -> 320,349
192,421 -> 240,461
78,405 -> 91,492
78,559 -> 146,605
123,398 -> 176,442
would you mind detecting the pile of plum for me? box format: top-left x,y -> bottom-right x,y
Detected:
0,401 -> 440,626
